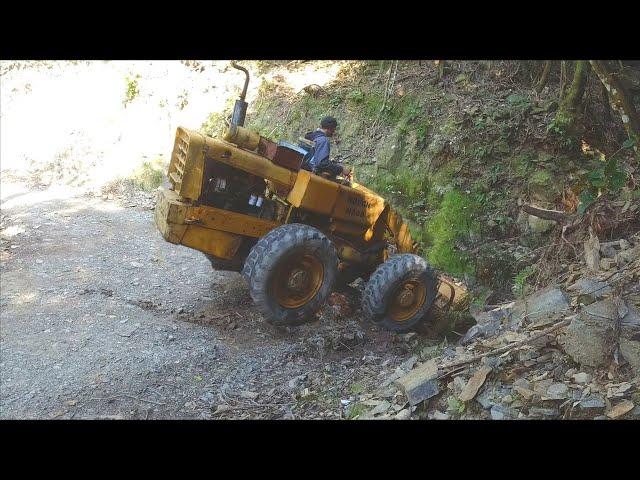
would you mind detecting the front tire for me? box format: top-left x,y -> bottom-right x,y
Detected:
362,254 -> 439,333
244,224 -> 338,326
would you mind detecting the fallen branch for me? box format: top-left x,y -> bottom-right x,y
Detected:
438,318 -> 572,372
436,365 -> 469,380
522,204 -> 573,223
396,73 -> 420,83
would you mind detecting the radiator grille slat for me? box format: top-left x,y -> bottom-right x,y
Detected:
169,132 -> 191,194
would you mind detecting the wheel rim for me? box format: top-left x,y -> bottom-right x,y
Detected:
273,253 -> 324,309
388,278 -> 427,322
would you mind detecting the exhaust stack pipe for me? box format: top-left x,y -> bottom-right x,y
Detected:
230,61 -> 250,127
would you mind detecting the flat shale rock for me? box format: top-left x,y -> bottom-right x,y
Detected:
460,305 -> 511,344
394,360 -> 439,406
511,287 -> 570,328
490,404 -> 513,420
568,277 -> 613,301
459,366 -> 492,402
528,406 -> 559,418
579,395 -> 605,409
544,382 -> 569,400
606,400 -> 635,419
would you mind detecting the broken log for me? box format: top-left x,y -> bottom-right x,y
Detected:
522,204 -> 573,223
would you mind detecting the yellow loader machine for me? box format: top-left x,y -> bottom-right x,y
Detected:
155,62 -> 452,332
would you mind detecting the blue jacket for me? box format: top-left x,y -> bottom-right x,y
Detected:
305,130 -> 331,171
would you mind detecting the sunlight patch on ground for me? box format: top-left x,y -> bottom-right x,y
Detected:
0,184 -> 77,210
0,225 -> 25,238
91,202 -> 124,213
16,292 -> 37,304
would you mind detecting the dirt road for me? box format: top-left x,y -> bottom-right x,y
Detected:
0,180 -> 418,419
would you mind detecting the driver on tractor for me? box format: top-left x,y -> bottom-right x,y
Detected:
301,116 -> 351,179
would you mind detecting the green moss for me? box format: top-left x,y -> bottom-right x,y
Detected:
360,91 -> 425,128
424,159 -> 462,205
454,73 -> 468,85
424,189 -> 479,277
510,151 -> 535,178
371,168 -> 432,206
361,91 -> 387,121
552,60 -> 589,139
529,169 -> 552,187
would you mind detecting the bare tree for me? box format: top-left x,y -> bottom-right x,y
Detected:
535,60 -> 552,93
553,61 -> 590,135
590,60 -> 640,158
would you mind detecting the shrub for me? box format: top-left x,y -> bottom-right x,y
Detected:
123,74 -> 140,107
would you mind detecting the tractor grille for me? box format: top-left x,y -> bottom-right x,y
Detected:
167,127 -> 206,201
168,129 -> 190,195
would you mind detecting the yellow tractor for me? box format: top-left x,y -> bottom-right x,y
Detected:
155,62 -> 457,332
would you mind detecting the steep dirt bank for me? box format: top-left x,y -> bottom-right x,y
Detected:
244,60 -> 639,304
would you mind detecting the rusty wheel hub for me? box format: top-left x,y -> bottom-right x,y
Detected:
273,254 -> 324,309
396,286 -> 416,307
389,278 -> 427,322
287,269 -> 309,292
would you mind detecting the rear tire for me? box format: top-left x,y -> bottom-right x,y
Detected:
362,254 -> 439,333
244,224 -> 338,326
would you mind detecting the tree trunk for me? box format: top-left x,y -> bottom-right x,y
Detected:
553,60 -> 590,135
535,60 -> 552,93
582,69 -> 594,115
590,60 -> 640,158
559,61 -> 567,96
601,79 -> 612,122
